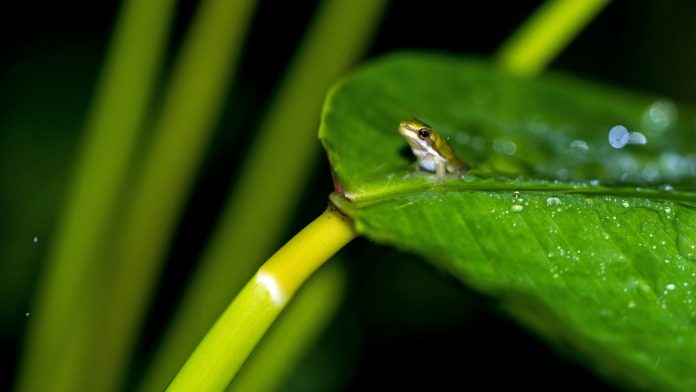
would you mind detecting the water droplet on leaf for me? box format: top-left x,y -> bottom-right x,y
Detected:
628,131 -> 647,145
659,184 -> 674,191
644,100 -> 678,131
609,125 -> 630,148
569,139 -> 589,154
492,139 -> 517,156
546,197 -> 561,207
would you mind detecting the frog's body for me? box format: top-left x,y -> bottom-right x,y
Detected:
398,118 -> 468,177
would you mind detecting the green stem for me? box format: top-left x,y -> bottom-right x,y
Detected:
86,0 -> 258,389
227,262 -> 346,392
140,0 -> 389,390
496,0 -> 611,76
167,208 -> 355,391
15,0 -> 176,391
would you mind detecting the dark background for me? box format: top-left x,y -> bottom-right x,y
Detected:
3,0 -> 695,390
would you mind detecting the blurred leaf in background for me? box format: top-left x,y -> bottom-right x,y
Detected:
0,2 -> 123,387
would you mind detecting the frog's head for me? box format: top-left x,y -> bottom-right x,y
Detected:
398,118 -> 437,150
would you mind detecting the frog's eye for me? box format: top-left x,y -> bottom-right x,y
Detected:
417,129 -> 431,140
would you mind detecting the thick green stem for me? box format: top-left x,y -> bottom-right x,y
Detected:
167,208 -> 355,391
228,262 -> 346,392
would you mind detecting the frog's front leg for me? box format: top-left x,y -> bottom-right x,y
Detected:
435,162 -> 446,178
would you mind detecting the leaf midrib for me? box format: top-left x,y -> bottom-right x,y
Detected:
343,179 -> 696,205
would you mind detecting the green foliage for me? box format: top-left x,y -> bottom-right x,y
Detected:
321,53 -> 696,391
15,0 -> 178,390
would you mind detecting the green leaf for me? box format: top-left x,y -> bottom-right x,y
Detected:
319,53 -> 696,391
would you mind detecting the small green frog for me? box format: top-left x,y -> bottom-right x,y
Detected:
398,118 -> 468,176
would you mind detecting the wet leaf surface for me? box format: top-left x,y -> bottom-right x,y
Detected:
320,53 -> 696,391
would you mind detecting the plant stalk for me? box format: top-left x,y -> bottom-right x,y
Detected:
496,0 -> 611,76
167,207 -> 355,391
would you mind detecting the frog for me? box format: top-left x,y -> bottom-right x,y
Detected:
398,118 -> 469,177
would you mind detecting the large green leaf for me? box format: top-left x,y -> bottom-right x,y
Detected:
319,53 -> 696,391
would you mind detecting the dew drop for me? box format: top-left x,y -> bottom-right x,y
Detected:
25,312 -> 30,317
555,169 -> 569,180
609,125 -> 629,148
659,184 -> 674,192
513,191 -> 520,200
666,283 -> 676,291
32,236 -> 39,243
569,139 -> 589,154
546,197 -> 561,207
641,166 -> 661,183
511,204 -> 524,212
492,139 -> 517,156
658,151 -> 696,179
621,201 -> 630,208
628,131 -> 647,145
608,125 -> 648,149
646,100 -> 678,131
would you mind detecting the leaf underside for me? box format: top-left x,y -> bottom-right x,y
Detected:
320,53 -> 696,391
